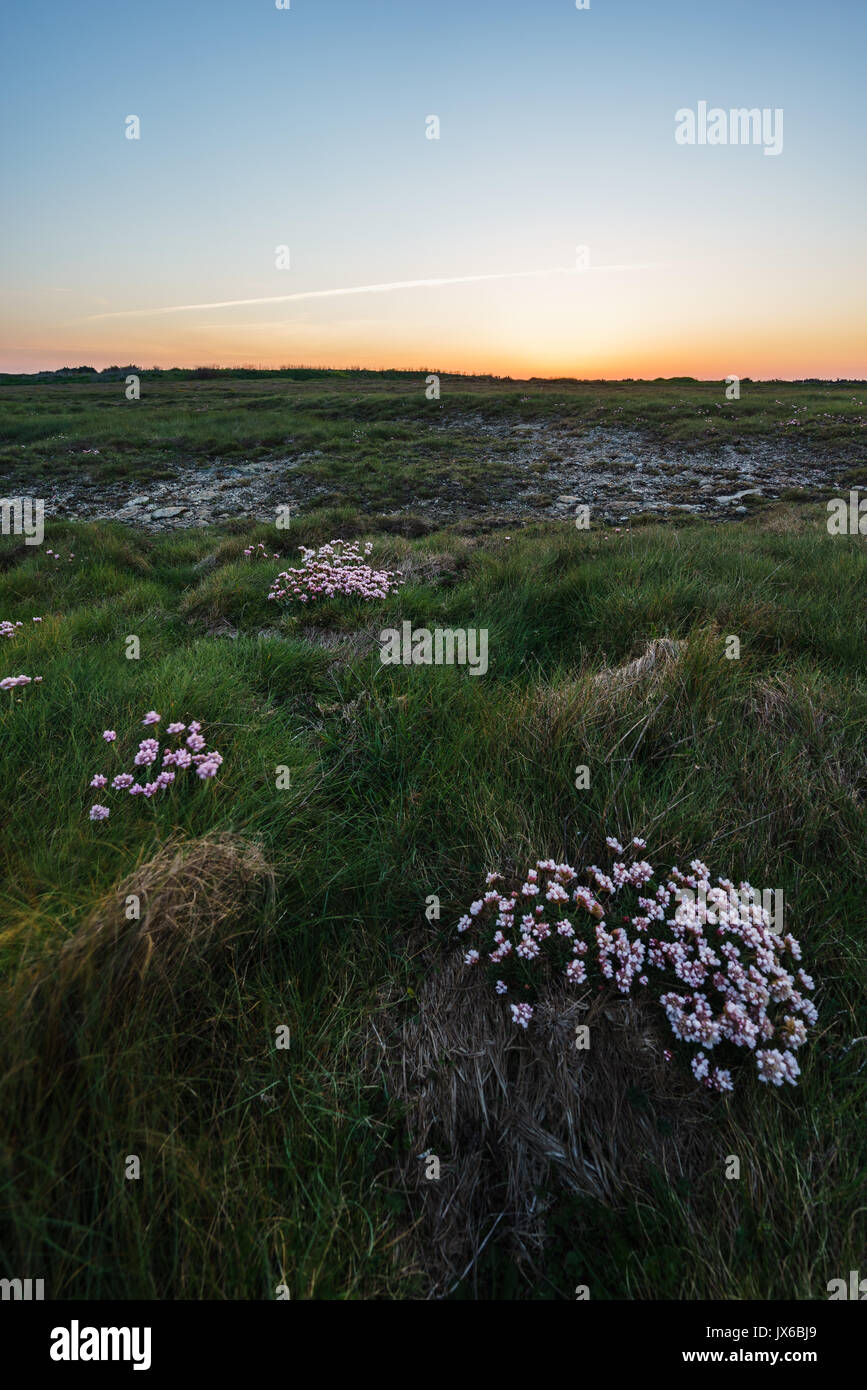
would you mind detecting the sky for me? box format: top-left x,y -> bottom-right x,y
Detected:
1,0 -> 865,378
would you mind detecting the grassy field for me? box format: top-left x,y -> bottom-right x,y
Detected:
1,495 -> 864,1299
1,373 -> 865,510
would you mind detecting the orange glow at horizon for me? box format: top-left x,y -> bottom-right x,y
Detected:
5,320 -> 866,382
3,269 -> 866,381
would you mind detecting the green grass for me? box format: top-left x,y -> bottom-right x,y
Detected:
0,504 -> 864,1299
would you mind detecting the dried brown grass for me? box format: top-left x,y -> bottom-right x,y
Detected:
528,636 -> 687,741
592,637 -> 686,695
299,622 -> 381,659
22,832 -> 274,1034
749,673 -> 820,732
369,934 -> 712,1297
396,550 -> 471,590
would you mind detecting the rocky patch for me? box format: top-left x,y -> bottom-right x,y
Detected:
8,426 -> 848,531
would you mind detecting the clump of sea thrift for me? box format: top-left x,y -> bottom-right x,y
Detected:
267,539 -> 403,605
87,713 -> 223,821
456,839 -> 816,1094
2,618 -> 45,639
1,673 -> 42,693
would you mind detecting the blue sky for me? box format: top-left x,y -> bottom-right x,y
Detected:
2,0 -> 864,375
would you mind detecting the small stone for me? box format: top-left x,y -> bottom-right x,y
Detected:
717,489 -> 762,505
150,506 -> 186,519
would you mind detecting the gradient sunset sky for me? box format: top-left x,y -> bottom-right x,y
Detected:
2,0 -> 865,378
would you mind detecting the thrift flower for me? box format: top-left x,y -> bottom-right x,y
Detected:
456,842 -> 816,1095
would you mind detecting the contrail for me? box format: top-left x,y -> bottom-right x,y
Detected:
86,264 -> 655,320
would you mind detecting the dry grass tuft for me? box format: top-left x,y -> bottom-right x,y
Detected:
525,677 -> 593,744
397,550 -> 470,590
750,674 -> 796,730
369,936 -> 711,1297
299,622 -> 381,659
758,503 -> 820,535
528,637 -> 687,740
749,673 -> 822,733
23,833 -> 274,1031
593,637 -> 686,695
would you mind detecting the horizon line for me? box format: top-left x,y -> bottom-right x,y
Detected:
2,363 -> 864,384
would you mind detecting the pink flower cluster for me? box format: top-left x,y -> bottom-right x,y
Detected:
2,617 -> 45,639
267,539 -> 403,605
87,712 -> 223,821
244,542 -> 280,560
1,673 -> 43,691
456,840 -> 816,1095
